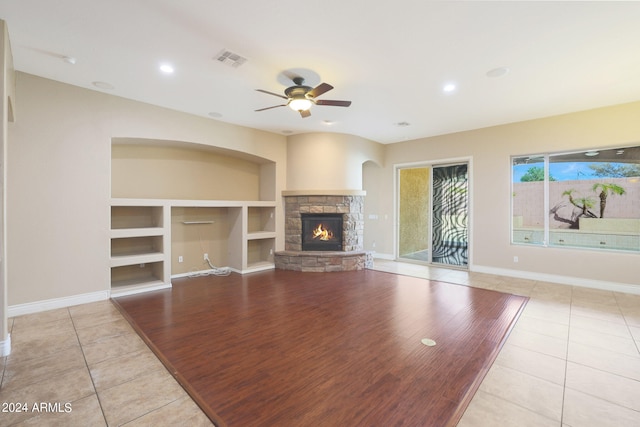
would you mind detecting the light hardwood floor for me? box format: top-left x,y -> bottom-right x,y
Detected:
1,260 -> 639,426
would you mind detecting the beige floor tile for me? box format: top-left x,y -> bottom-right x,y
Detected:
569,325 -> 638,356
494,343 -> 566,385
0,367 -> 95,425
71,306 -> 128,330
11,308 -> 71,331
520,299 -> 571,325
505,328 -> 568,359
75,317 -> 137,346
571,287 -> 617,306
3,345 -> 87,391
122,395 -> 213,426
9,328 -> 81,363
458,389 -> 558,427
514,315 -> 570,340
614,291 -> 640,307
563,387 -> 640,427
68,300 -> 119,318
90,348 -> 166,391
479,364 -> 564,421
493,280 -> 535,297
621,306 -> 640,328
629,325 -> 640,342
566,361 -> 640,411
467,274 -> 505,291
98,369 -> 188,426
529,290 -> 572,305
82,331 -> 149,367
568,341 -> 640,381
437,269 -> 470,285
9,316 -> 77,342
570,313 -> 633,338
14,394 -> 106,427
571,302 -> 627,325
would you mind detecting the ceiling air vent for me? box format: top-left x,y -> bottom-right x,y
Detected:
215,49 -> 247,68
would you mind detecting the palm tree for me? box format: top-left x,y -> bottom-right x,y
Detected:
592,183 -> 626,218
562,189 -> 596,217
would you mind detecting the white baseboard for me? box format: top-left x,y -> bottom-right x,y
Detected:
8,290 -> 110,317
373,252 -> 395,260
471,264 -> 640,295
0,333 -> 10,357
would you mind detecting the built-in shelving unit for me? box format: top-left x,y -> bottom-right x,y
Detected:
110,199 -> 276,296
110,202 -> 171,296
110,139 -> 279,295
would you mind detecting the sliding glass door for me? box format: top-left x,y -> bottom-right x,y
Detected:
431,164 -> 468,266
398,163 -> 468,267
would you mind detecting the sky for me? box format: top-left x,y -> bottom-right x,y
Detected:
513,162 -> 616,182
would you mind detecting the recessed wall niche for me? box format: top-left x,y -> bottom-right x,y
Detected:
111,138 -> 275,201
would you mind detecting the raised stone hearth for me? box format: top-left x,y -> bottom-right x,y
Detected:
275,250 -> 372,273
275,191 -> 372,272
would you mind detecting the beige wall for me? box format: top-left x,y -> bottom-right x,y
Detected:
364,101 -> 640,289
112,144 -> 269,200
287,132 -> 384,191
8,72 -> 287,306
7,70 -> 640,308
1,20 -> 16,350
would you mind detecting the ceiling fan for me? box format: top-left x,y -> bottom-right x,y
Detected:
255,77 -> 351,118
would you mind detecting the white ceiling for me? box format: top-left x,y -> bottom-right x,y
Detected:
2,0 -> 640,144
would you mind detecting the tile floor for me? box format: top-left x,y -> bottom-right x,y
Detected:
1,261 -> 639,426
0,300 -> 212,426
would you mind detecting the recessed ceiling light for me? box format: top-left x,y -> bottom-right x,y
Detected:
585,151 -> 599,157
92,81 -> 114,90
159,63 -> 174,74
486,67 -> 510,78
443,83 -> 456,93
323,120 -> 334,125
395,121 -> 411,127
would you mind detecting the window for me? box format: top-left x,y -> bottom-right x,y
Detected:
512,146 -> 640,252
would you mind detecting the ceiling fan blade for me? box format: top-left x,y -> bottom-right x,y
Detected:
256,89 -> 288,100
300,109 -> 311,118
315,100 -> 352,107
307,83 -> 333,98
255,104 -> 286,112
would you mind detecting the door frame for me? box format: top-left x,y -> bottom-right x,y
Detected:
393,156 -> 473,269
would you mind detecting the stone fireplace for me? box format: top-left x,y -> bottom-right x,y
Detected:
275,191 -> 372,272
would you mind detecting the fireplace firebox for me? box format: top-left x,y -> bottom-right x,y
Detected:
301,213 -> 343,251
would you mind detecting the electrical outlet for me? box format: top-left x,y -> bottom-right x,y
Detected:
178,256 -> 183,263
513,256 -> 519,263
269,248 -> 273,255
204,253 -> 209,261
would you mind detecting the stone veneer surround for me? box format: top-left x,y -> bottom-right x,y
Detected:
275,192 -> 372,272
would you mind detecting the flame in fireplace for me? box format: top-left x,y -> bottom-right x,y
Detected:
312,223 -> 334,241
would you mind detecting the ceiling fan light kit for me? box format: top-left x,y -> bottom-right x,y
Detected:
256,76 -> 351,118
288,97 -> 313,112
